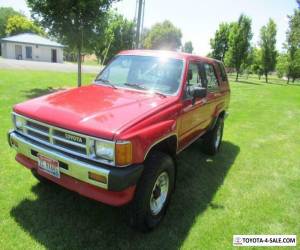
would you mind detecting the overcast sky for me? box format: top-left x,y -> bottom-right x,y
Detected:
0,0 -> 298,55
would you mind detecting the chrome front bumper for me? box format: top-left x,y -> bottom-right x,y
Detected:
9,131 -> 109,189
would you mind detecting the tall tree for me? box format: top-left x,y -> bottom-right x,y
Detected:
5,15 -> 44,36
183,41 -> 193,53
0,7 -> 21,38
143,20 -> 182,51
259,19 -> 277,83
92,11 -> 134,65
285,9 -> 300,83
252,47 -> 264,80
210,22 -> 232,61
225,14 -> 253,81
27,0 -> 117,87
276,53 -> 289,78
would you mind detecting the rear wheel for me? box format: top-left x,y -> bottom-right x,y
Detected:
202,117 -> 224,155
128,151 -> 175,232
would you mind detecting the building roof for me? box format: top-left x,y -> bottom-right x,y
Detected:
1,33 -> 64,48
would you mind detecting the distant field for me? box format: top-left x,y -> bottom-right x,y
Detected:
0,69 -> 299,249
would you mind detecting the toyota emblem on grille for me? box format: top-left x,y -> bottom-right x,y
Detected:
64,133 -> 83,143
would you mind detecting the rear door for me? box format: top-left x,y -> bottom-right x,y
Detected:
203,62 -> 223,119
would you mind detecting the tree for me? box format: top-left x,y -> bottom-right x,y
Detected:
5,15 -> 44,36
225,14 -> 253,81
259,19 -> 277,83
0,7 -> 21,38
143,20 -> 182,51
276,53 -> 289,78
27,0 -> 117,87
285,9 -> 300,83
92,11 -> 134,65
210,22 -> 232,61
252,47 -> 264,79
183,41 -> 193,53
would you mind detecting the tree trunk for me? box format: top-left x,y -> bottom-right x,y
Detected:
265,73 -> 268,83
77,46 -> 82,87
287,76 -> 290,84
258,74 -> 261,80
236,71 -> 239,81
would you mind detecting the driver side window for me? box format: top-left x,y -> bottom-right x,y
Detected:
187,62 -> 201,86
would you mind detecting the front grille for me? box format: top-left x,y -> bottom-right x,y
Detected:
13,113 -> 116,166
22,116 -> 90,157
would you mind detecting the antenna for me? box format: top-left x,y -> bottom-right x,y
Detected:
134,0 -> 145,49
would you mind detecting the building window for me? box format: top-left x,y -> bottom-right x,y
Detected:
25,46 -> 32,59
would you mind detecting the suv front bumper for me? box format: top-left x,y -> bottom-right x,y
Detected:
8,131 -> 143,206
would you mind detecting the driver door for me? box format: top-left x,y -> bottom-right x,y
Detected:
178,61 -> 211,149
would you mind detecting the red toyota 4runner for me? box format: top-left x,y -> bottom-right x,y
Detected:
8,50 -> 230,231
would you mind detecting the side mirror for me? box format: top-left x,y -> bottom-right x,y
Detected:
188,86 -> 207,99
187,69 -> 193,81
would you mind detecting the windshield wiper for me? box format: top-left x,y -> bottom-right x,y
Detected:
123,82 -> 166,98
123,82 -> 147,90
95,78 -> 117,89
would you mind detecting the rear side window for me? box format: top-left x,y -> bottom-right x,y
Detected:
217,62 -> 228,81
203,63 -> 219,89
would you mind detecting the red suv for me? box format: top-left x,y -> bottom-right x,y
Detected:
8,50 -> 230,231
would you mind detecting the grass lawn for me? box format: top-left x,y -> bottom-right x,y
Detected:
0,69 -> 299,249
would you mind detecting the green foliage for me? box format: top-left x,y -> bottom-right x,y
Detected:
27,0 -> 117,86
5,15 -> 44,36
285,9 -> 300,82
91,11 -> 135,65
276,53 -> 289,78
251,47 -> 264,79
183,41 -> 193,53
0,7 -> 22,38
143,20 -> 182,51
259,19 -> 277,82
225,14 -> 253,81
210,22 -> 232,61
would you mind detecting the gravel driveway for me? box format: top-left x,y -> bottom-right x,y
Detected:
0,58 -> 101,74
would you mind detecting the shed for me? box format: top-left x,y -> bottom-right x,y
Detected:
1,33 -> 64,63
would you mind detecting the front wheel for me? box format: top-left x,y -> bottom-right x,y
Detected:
128,151 -> 175,232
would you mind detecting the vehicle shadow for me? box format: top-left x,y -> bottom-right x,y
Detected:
23,87 -> 66,99
10,140 -> 239,250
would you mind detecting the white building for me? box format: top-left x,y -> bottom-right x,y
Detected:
1,33 -> 64,63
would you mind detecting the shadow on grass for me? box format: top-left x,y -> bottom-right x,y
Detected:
234,80 -> 262,86
23,87 -> 66,99
11,140 -> 239,250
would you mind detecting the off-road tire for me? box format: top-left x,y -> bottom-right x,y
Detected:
128,151 -> 175,232
202,117 -> 224,155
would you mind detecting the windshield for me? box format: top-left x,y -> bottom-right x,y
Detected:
95,55 -> 184,95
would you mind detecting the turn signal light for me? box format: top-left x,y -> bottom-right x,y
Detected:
116,142 -> 132,166
88,172 -> 107,184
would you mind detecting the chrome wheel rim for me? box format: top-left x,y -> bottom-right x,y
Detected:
150,171 -> 169,215
215,125 -> 222,149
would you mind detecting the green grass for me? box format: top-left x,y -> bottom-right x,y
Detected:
0,69 -> 299,249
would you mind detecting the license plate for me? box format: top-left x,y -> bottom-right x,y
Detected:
37,154 -> 60,178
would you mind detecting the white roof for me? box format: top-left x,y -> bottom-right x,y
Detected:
1,33 -> 64,48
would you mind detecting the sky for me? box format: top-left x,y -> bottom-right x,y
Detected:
0,0 -> 298,55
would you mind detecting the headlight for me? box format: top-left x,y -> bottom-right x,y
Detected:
93,140 -> 132,166
95,140 -> 115,161
13,114 -> 24,130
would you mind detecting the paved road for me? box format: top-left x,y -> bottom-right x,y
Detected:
0,58 -> 101,74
